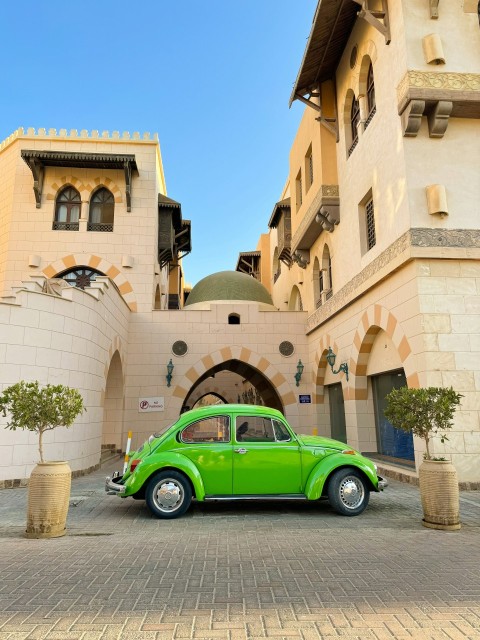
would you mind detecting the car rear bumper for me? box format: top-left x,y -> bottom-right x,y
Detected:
377,475 -> 388,491
105,472 -> 126,495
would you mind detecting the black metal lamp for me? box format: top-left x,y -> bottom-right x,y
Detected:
294,359 -> 304,387
166,359 -> 174,387
326,347 -> 349,381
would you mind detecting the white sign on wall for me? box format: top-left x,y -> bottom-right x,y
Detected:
138,397 -> 165,413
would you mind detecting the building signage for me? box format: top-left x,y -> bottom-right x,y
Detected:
299,394 -> 311,404
138,397 -> 165,412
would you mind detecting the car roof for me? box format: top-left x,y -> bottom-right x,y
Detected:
180,404 -> 284,421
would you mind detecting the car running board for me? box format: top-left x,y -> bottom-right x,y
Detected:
204,494 -> 307,501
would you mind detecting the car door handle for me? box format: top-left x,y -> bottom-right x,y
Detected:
235,448 -> 248,454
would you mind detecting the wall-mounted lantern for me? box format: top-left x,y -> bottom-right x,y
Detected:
294,360 -> 304,387
166,359 -> 174,387
326,347 -> 349,381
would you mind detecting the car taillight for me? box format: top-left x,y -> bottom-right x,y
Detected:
130,459 -> 141,472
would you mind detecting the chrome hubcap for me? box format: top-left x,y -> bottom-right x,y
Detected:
339,476 -> 364,509
154,480 -> 184,512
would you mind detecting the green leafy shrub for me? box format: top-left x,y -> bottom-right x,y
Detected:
384,386 -> 462,460
0,381 -> 85,463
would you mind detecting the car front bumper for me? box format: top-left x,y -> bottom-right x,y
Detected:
377,475 -> 388,491
105,472 -> 126,495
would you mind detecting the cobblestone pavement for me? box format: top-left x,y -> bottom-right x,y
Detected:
0,460 -> 479,640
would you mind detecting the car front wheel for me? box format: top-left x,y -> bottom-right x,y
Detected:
327,468 -> 370,516
145,471 -> 192,519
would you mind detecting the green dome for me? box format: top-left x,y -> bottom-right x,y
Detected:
185,271 -> 273,306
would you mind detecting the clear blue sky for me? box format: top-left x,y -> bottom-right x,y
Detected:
0,1 -> 316,286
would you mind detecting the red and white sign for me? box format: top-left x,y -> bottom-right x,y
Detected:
138,397 -> 165,412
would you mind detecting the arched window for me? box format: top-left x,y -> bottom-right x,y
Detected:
322,245 -> 333,301
88,188 -> 114,231
53,187 -> 80,230
349,95 -> 360,155
58,267 -> 104,289
288,286 -> 303,311
365,63 -> 376,128
228,313 -> 240,325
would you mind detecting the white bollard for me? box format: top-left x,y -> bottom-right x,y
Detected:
123,431 -> 133,475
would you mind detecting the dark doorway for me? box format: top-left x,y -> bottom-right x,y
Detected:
372,370 -> 414,461
327,383 -> 347,443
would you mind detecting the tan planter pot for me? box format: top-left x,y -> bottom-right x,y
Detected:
26,461 -> 72,539
419,459 -> 460,531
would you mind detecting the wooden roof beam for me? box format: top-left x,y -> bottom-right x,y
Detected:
353,0 -> 391,44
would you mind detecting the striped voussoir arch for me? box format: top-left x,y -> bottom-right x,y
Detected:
314,335 -> 341,405
169,345 -> 298,418
351,304 -> 419,401
42,254 -> 137,311
46,175 -> 123,203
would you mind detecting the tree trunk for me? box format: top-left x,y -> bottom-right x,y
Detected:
38,429 -> 44,463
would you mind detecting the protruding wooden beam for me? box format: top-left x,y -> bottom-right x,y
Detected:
354,0 -> 391,44
430,0 -> 439,19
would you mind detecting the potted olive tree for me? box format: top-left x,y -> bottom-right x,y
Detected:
384,386 -> 462,531
0,381 -> 85,538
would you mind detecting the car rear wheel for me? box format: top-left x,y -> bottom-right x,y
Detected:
145,471 -> 192,519
327,468 -> 370,516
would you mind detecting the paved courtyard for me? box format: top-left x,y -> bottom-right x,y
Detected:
0,460 -> 479,640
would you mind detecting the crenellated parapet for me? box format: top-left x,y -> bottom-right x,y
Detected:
0,127 -> 159,153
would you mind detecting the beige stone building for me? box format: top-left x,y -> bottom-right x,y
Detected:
1,1 -> 479,487
240,0 -> 480,484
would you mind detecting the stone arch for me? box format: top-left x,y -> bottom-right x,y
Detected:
314,334 -> 343,405
169,345 -> 299,421
351,304 -> 419,401
343,87 -> 357,125
191,391 -> 228,409
46,174 -> 123,204
358,53 -> 375,98
101,336 -> 126,451
42,254 -> 137,311
312,256 -> 321,307
288,285 -> 303,311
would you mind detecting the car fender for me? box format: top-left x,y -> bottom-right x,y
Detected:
304,454 -> 378,500
123,452 -> 206,500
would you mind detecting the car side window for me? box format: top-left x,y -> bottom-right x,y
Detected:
273,419 -> 292,442
181,416 -> 230,443
236,417 -> 275,442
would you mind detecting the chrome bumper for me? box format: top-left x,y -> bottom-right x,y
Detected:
377,475 -> 388,491
105,472 -> 126,495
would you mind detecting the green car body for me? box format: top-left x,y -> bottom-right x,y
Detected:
105,404 -> 387,518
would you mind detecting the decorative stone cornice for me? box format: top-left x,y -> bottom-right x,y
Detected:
397,71 -> 480,138
306,228 -> 480,333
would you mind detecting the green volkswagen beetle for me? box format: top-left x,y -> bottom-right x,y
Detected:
105,404 -> 387,519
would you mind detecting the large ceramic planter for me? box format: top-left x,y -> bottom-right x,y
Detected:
419,459 -> 460,531
26,461 -> 72,539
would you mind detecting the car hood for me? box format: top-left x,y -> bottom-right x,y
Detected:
296,434 -> 353,451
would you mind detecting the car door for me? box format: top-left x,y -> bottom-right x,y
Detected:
178,415 -> 233,494
232,415 -> 302,495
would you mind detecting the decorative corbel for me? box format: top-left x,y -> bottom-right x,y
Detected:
293,249 -> 310,269
430,0 -> 439,19
353,0 -> 391,44
22,156 -> 45,208
124,160 -> 133,212
316,204 -> 340,232
401,100 -> 425,136
427,100 -> 453,138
